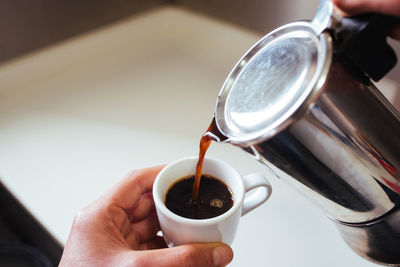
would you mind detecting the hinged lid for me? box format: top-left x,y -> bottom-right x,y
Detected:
215,22 -> 332,145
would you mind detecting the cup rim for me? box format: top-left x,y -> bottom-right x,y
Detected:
153,156 -> 245,226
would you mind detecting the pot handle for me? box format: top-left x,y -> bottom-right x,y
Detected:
334,13 -> 399,81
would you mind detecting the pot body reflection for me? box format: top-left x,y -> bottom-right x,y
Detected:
245,55 -> 400,265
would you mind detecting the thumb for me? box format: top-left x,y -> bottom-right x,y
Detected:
128,243 -> 233,267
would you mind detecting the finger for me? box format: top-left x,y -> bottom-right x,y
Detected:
138,236 -> 167,250
105,165 -> 165,210
102,204 -> 132,234
129,192 -> 155,223
333,0 -> 400,16
127,243 -> 233,267
125,231 -> 141,249
131,211 -> 160,243
120,215 -> 133,238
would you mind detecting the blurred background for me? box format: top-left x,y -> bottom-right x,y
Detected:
0,1 -> 399,266
1,0 -> 399,79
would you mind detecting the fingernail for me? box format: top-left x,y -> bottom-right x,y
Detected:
213,244 -> 233,266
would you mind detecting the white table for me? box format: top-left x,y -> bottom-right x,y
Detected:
0,6 -> 383,266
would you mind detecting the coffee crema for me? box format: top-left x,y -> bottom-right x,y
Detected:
165,174 -> 233,219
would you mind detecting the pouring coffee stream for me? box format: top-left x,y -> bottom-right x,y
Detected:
193,118 -> 227,202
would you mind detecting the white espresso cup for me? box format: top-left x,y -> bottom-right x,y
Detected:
153,156 -> 272,247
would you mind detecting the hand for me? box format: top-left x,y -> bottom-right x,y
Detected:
59,166 -> 233,267
332,0 -> 400,39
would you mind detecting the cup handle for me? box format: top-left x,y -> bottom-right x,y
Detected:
241,173 -> 272,216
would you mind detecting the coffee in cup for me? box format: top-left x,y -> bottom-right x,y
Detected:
153,156 -> 272,246
165,174 -> 233,220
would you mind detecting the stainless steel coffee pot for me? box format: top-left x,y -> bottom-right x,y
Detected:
213,0 -> 400,265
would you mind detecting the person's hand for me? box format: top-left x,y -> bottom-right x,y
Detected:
332,0 -> 400,40
59,166 -> 233,267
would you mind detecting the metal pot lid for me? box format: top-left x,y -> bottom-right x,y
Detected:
215,21 -> 332,145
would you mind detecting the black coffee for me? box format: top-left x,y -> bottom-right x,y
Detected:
165,175 -> 233,219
